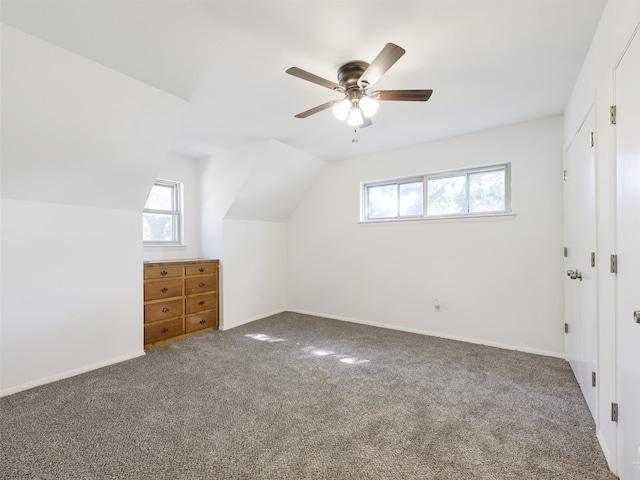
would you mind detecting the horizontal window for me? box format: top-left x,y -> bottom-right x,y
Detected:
362,163 -> 511,222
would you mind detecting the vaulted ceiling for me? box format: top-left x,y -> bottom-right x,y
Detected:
1,0 -> 606,161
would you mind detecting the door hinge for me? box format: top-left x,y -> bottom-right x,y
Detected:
591,252 -> 596,267
592,371 -> 596,387
610,105 -> 617,125
563,170 -> 568,181
610,254 -> 618,274
611,402 -> 618,422
589,131 -> 595,147
564,247 -> 568,258
564,323 -> 569,334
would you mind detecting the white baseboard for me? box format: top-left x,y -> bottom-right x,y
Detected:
596,429 -> 617,476
221,309 -> 287,331
1,350 -> 146,398
288,309 -> 565,359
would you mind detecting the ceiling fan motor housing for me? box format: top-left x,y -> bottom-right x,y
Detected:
337,61 -> 369,89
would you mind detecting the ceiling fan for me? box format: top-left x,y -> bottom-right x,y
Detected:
286,43 -> 432,128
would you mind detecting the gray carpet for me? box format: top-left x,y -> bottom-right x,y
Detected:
1,312 -> 614,479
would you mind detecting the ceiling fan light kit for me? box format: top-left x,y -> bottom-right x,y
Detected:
286,43 -> 432,128
331,89 -> 379,124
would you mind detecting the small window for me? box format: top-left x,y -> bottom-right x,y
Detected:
362,164 -> 510,222
143,179 -> 182,244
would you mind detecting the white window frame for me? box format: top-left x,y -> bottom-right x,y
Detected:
362,177 -> 425,221
143,179 -> 183,245
361,163 -> 511,223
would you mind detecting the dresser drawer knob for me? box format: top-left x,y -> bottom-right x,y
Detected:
199,301 -> 205,306
199,267 -> 205,272
161,287 -> 168,293
199,319 -> 206,325
162,308 -> 169,313
161,328 -> 169,334
161,270 -> 168,276
198,282 -> 205,288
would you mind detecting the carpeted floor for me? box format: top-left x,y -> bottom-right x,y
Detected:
1,312 -> 615,479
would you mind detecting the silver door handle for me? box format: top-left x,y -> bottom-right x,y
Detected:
634,310 -> 640,324
566,269 -> 582,281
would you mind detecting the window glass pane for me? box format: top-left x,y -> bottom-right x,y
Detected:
143,213 -> 177,242
399,182 -> 423,216
469,169 -> 505,213
427,175 -> 467,216
367,184 -> 397,219
144,184 -> 174,211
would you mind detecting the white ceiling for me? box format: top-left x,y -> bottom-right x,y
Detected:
1,0 -> 606,162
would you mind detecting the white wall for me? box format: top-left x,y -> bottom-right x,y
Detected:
1,200 -> 144,392
198,146 -> 258,261
288,116 -> 565,357
143,152 -> 201,262
564,0 -> 640,473
221,220 -> 287,329
0,26 -> 186,395
199,139 -> 326,330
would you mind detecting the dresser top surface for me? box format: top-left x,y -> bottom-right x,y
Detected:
144,258 -> 219,268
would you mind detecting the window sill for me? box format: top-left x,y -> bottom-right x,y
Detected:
143,243 -> 187,248
359,212 -> 516,225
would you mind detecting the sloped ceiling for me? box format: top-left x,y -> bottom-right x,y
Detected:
1,0 -> 606,162
224,139 -> 327,222
1,25 -> 187,210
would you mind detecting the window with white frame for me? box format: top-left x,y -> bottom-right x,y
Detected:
362,163 -> 511,222
143,179 -> 183,244
365,178 -> 425,220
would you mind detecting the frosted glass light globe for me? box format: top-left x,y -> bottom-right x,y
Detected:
347,107 -> 364,126
332,98 -> 351,121
359,95 -> 379,118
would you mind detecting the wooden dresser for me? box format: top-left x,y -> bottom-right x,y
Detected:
143,259 -> 219,349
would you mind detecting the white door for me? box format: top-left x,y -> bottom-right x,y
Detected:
564,106 -> 597,420
615,25 -> 640,480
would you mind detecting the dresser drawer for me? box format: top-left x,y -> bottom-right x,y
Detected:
144,318 -> 183,345
144,278 -> 182,301
185,276 -> 216,295
185,264 -> 217,276
185,293 -> 217,314
185,311 -> 218,333
144,265 -> 182,280
144,298 -> 183,323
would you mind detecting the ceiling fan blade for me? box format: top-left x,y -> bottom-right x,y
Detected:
360,118 -> 373,128
286,67 -> 344,92
357,43 -> 406,89
373,89 -> 433,101
294,99 -> 342,119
